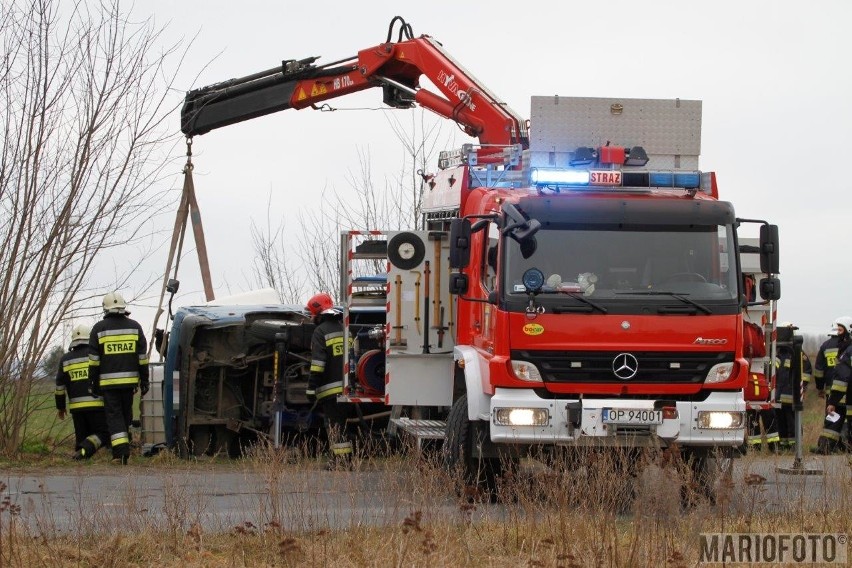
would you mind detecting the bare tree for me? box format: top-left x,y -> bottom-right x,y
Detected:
0,0 -> 185,455
249,196 -> 305,304
251,109 -> 452,303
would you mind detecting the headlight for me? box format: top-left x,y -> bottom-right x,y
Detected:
697,411 -> 744,429
511,360 -> 542,382
493,408 -> 549,427
704,362 -> 734,384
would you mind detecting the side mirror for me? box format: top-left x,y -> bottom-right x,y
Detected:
448,273 -> 469,295
520,236 -> 537,259
759,224 -> 780,274
449,219 -> 472,269
759,276 -> 781,301
501,203 -> 541,241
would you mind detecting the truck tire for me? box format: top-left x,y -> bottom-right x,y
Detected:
444,395 -> 502,502
682,451 -> 733,507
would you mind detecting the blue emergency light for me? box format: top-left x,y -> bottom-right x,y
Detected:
530,167 -> 702,190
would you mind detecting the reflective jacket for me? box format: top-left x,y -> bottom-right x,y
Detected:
828,344 -> 852,408
814,335 -> 851,389
775,349 -> 813,404
55,343 -> 104,412
89,313 -> 149,391
308,315 -> 345,401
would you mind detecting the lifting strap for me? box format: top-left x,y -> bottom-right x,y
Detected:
149,139 -> 215,358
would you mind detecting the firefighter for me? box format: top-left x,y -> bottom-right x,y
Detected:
826,342 -> 852,452
55,324 -> 109,459
89,292 -> 149,465
305,292 -> 353,470
812,316 -> 852,454
774,323 -> 812,451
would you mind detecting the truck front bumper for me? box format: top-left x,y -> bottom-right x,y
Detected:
488,388 -> 746,447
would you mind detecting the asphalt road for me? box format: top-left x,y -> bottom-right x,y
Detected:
3,453 -> 849,535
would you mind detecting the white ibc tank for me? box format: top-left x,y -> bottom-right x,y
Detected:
141,362 -> 179,445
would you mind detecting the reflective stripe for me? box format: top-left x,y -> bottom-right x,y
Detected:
310,359 -> 325,373
97,329 -> 140,341
830,380 -> 848,394
778,394 -> 793,404
821,430 -> 841,441
100,376 -> 139,387
101,371 -> 139,379
89,354 -> 100,364
138,354 -> 148,364
331,442 -> 353,456
68,396 -> 104,410
65,359 -> 90,381
54,387 -> 66,395
85,435 -> 102,449
747,433 -> 779,444
110,433 -> 129,446
316,382 -> 343,400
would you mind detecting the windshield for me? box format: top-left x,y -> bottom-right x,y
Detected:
503,223 -> 739,315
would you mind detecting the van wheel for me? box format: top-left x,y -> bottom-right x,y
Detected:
177,425 -> 214,458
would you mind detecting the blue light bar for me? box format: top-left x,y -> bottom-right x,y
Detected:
649,171 -> 701,189
531,168 -> 590,185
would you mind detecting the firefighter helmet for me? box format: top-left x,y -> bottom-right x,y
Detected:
835,316 -> 852,335
306,292 -> 335,316
70,324 -> 90,345
102,291 -> 128,315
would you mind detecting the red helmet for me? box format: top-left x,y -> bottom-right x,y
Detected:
306,292 -> 334,316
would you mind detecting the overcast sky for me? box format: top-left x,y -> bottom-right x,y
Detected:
114,0 -> 850,340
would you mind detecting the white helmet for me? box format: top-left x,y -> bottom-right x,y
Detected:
834,316 -> 852,335
102,291 -> 128,315
71,324 -> 90,346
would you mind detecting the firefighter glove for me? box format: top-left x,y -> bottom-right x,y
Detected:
140,381 -> 150,397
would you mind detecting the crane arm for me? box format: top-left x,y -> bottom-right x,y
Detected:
181,19 -> 528,149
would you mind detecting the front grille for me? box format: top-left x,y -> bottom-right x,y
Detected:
511,350 -> 734,384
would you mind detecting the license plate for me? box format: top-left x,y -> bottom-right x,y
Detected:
602,408 -> 663,425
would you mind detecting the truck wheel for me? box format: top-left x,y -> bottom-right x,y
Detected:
444,395 -> 502,502
683,452 -> 733,506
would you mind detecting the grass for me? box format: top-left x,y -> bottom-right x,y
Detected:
1,387 -> 848,565
2,444 -> 850,567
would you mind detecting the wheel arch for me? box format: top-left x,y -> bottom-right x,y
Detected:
453,345 -> 491,421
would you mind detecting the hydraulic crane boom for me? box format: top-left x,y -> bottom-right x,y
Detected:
181,17 -> 528,150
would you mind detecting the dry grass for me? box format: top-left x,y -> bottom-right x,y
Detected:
2,440 -> 851,568
2,390 -> 848,567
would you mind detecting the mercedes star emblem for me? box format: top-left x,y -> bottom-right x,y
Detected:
612,353 -> 639,380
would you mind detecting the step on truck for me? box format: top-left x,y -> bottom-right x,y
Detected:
172,16 -> 781,498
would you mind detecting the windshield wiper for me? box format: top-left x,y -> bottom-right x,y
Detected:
620,291 -> 712,315
548,291 -> 608,314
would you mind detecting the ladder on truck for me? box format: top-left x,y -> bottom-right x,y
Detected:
339,230 -> 454,449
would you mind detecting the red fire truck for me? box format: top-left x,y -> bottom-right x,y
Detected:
178,16 -> 780,499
